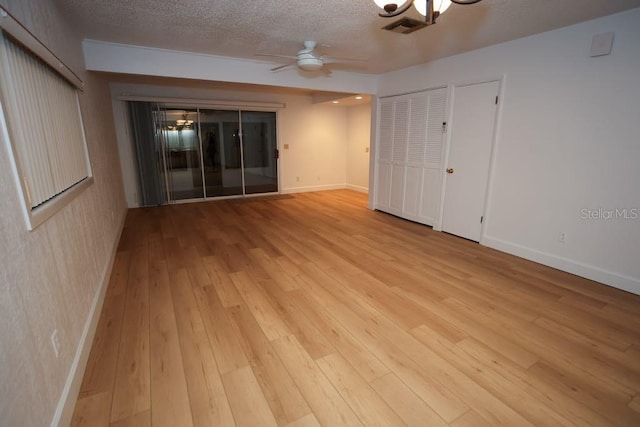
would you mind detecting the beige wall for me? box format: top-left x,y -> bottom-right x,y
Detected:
0,1 -> 126,425
346,104 -> 371,192
281,101 -> 348,193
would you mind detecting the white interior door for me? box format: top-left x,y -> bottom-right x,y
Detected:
442,81 -> 499,241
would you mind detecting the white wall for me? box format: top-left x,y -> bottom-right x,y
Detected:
377,8 -> 640,294
346,104 -> 371,192
0,1 -> 127,425
281,102 -> 349,193
111,82 -> 355,206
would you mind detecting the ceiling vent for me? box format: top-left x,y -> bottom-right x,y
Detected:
382,17 -> 429,34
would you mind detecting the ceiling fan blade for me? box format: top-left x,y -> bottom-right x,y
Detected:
322,55 -> 367,63
270,63 -> 296,72
256,53 -> 298,60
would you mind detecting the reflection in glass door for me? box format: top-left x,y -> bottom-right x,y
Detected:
241,111 -> 278,194
161,108 -> 204,201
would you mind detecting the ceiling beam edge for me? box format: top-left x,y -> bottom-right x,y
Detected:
82,39 -> 378,95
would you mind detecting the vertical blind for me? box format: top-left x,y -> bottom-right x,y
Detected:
0,34 -> 89,209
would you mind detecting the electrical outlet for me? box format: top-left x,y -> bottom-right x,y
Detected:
365,147 -> 370,153
51,329 -> 60,358
558,232 -> 567,243
317,176 -> 321,181
296,176 -> 300,182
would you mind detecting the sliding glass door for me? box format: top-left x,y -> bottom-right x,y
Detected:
242,111 -> 278,194
161,108 -> 204,201
129,102 -> 279,206
200,109 -> 243,197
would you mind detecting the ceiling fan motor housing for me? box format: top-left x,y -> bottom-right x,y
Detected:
297,43 -> 323,71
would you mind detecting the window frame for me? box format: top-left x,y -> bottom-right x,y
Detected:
0,7 -> 93,230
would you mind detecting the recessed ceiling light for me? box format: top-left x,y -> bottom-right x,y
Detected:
355,96 -> 363,100
332,100 -> 339,104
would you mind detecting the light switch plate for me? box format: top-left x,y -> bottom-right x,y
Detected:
590,32 -> 614,57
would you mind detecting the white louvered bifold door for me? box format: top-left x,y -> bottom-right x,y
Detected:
375,88 -> 447,226
403,94 -> 428,220
419,88 -> 447,224
389,99 -> 408,215
375,99 -> 394,210
0,35 -> 89,209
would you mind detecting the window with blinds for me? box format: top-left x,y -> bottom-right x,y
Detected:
0,12 -> 91,230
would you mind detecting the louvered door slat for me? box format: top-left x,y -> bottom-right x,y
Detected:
378,100 -> 394,162
425,88 -> 447,167
407,95 -> 427,166
392,99 -> 408,163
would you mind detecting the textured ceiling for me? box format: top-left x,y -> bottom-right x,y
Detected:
56,0 -> 640,74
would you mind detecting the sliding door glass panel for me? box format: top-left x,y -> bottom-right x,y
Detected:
162,108 -> 204,201
200,109 -> 243,197
241,111 -> 278,194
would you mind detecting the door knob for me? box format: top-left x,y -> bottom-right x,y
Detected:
446,168 -> 454,174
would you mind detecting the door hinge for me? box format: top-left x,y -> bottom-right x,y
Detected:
480,216 -> 484,224
442,121 -> 447,133
495,96 -> 499,105
275,149 -> 279,159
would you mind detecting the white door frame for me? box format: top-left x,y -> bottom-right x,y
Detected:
367,95 -> 378,211
434,75 -> 506,246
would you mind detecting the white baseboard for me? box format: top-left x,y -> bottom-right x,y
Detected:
482,235 -> 640,296
51,209 -> 127,427
345,184 -> 369,194
281,183 -> 347,194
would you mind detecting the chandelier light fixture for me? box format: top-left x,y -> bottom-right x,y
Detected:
175,113 -> 194,130
175,119 -> 193,127
374,0 -> 482,27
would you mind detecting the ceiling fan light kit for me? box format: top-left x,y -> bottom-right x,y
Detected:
297,57 -> 324,72
296,41 -> 324,71
375,0 -> 483,32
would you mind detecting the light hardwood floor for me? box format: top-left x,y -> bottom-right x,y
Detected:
71,190 -> 640,426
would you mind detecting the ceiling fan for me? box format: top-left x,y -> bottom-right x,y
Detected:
256,41 -> 365,73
